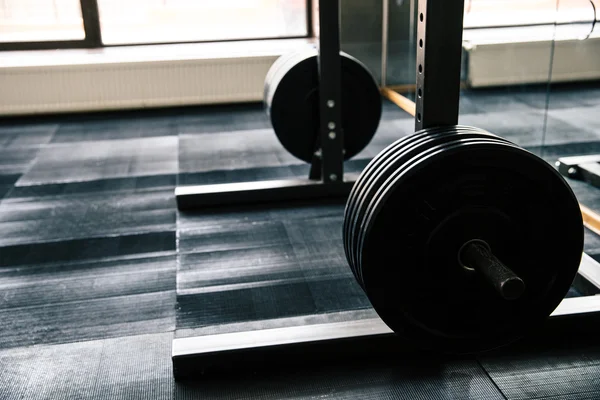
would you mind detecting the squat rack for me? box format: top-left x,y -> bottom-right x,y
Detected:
172,0 -> 600,379
175,0 -> 354,210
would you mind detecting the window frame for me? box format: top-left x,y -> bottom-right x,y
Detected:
0,0 -> 313,51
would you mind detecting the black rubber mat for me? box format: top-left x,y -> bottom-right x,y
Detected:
515,82 -> 600,110
177,159 -> 371,186
0,332 -> 174,400
0,147 -> 40,200
176,358 -> 504,399
18,136 -> 177,186
0,253 -> 176,348
480,344 -> 600,399
0,190 -> 175,246
0,83 -> 599,399
0,231 -> 176,267
535,140 -> 600,158
175,116 -> 405,187
177,118 -> 408,178
0,189 -> 176,266
175,198 -> 591,339
8,174 -> 175,199
460,87 -> 543,113
0,287 -> 175,348
175,203 -> 372,336
548,105 -> 600,141
51,115 -> 178,143
0,148 -> 40,176
459,109 -> 595,148
176,103 -> 272,134
178,129 -> 299,173
0,123 -> 57,148
0,254 -> 174,306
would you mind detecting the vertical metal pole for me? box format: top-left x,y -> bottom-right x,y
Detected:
408,0 -> 416,85
381,0 -> 389,87
415,0 -> 465,130
318,0 -> 344,183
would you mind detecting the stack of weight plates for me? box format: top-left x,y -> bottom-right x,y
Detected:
264,46 -> 382,163
343,125 -> 583,353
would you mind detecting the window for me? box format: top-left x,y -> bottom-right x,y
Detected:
0,0 -> 85,43
98,0 -> 308,45
463,0 -> 599,43
0,0 -> 309,49
464,0 -> 597,29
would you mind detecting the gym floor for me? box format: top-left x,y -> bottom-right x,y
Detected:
2,82 -> 600,399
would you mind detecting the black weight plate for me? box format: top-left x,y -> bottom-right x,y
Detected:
354,133 -> 515,285
344,127 -> 464,257
343,126 -> 499,274
346,127 -> 480,281
264,46 -> 316,109
360,135 -> 564,346
347,127 -> 510,283
353,135 -> 515,286
265,49 -> 382,163
347,128 -> 511,284
359,134 -> 583,353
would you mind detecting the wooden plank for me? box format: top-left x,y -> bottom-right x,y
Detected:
383,84 -> 416,93
581,204 -> 600,237
381,87 -> 416,117
385,82 -> 467,94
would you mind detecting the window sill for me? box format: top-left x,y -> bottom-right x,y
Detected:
0,38 -> 314,68
0,38 -> 314,115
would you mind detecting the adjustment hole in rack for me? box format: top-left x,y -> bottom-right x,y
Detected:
418,64 -> 423,73
417,113 -> 422,122
418,88 -> 422,98
420,13 -> 423,22
419,39 -> 423,48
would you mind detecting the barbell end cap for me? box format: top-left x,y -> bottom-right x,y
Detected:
499,276 -> 526,301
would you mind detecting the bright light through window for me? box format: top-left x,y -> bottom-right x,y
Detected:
464,0 -> 596,29
0,0 -> 84,42
97,0 -> 308,45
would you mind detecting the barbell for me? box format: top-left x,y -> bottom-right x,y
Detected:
263,43 -> 583,354
343,125 -> 584,353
